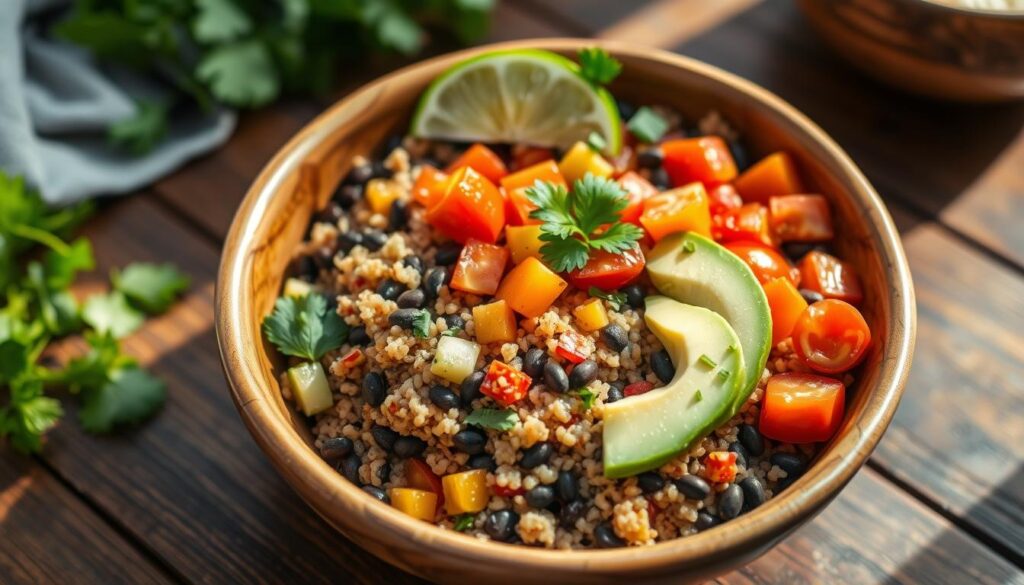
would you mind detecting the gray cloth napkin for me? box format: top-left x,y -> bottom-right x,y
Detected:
1,0 -> 237,205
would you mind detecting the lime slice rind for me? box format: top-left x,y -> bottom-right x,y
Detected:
411,49 -> 622,156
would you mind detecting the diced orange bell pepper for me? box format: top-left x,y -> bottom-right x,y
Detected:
763,277 -> 809,345
617,171 -> 658,224
733,152 -> 804,203
366,178 -> 403,214
427,167 -> 506,244
479,360 -> 532,406
799,251 -> 864,305
639,182 -> 711,242
760,372 -> 845,443
769,194 -> 834,243
450,239 -> 509,296
495,257 -> 567,318
661,136 -> 738,188
500,160 -> 565,225
473,300 -> 518,344
390,488 -> 438,521
447,143 -> 508,184
506,224 -> 545,265
715,202 -> 774,247
412,165 -> 450,208
704,451 -> 738,483
442,469 -> 490,515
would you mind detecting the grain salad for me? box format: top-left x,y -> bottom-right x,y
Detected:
262,48 -> 873,549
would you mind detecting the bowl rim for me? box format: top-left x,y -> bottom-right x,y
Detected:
914,0 -> 1024,19
216,38 -> 916,574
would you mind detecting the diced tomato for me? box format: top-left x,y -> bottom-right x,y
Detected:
760,372 -> 845,443
555,330 -> 592,364
769,195 -> 834,243
426,167 -> 506,244
616,171 -> 658,224
479,360 -> 532,406
732,152 -> 804,203
661,137 -> 738,188
704,451 -> 737,483
491,484 -> 526,498
500,160 -> 565,226
708,184 -> 743,216
412,165 -> 450,208
338,348 -> 365,369
566,246 -> 646,292
512,146 -> 555,171
724,242 -> 799,286
639,183 -> 711,242
792,300 -> 871,374
623,381 -> 655,397
763,277 -> 808,346
798,251 -> 864,305
450,239 -> 509,296
446,144 -> 508,184
715,203 -> 774,247
407,458 -> 445,512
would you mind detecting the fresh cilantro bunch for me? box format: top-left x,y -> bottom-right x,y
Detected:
56,0 -> 495,154
525,174 -> 645,273
0,171 -> 188,451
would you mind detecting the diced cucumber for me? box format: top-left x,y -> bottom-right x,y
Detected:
431,336 -> 481,384
287,361 -> 333,416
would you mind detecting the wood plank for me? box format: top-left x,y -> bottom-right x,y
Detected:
0,453 -> 171,584
42,197 -> 424,585
598,0 -> 762,48
515,0 -> 660,34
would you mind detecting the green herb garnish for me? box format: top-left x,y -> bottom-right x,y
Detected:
628,106 -> 669,143
262,293 -> 348,361
588,287 -> 627,311
441,326 -> 462,337
82,291 -> 145,339
682,240 -> 696,253
586,131 -> 608,152
113,262 -> 191,314
577,47 -> 622,85
465,408 -> 518,431
717,369 -> 730,381
578,387 -> 597,411
694,389 -> 703,403
526,175 -> 645,273
453,514 -> 475,531
410,309 -> 432,339
698,354 -> 717,369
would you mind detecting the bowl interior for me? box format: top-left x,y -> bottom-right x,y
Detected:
218,39 -> 914,583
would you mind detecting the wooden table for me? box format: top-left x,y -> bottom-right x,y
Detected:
4,1 -> 1023,583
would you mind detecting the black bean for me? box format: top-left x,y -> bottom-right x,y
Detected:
637,472 -> 665,494
616,99 -> 636,120
770,453 -> 806,476
377,278 -> 403,301
484,509 -> 519,542
401,254 -> 425,275
556,470 -> 579,502
396,288 -> 425,309
568,360 -> 598,389
389,308 -> 426,330
314,247 -> 335,269
345,163 -> 374,185
443,314 -> 464,331
776,476 -> 796,492
337,230 -> 364,254
297,256 -> 318,281
522,348 -> 547,380
340,454 -> 361,485
388,199 -> 408,231
520,443 -> 553,469
362,229 -> 387,252
543,361 -> 569,393
728,140 -> 750,172
525,485 -> 556,509
622,284 -> 645,309
601,324 -> 629,353
695,511 -> 721,531
650,167 -> 671,190
460,370 -> 485,405
651,349 -> 675,384
370,160 -> 391,180
718,484 -> 745,520
348,325 -> 370,346
361,485 -> 389,503
782,242 -> 823,263
423,267 -> 447,301
393,436 -> 427,458
316,202 -> 344,224
674,475 -> 711,500
594,522 -> 625,548
428,385 -> 460,411
320,436 -> 353,461
605,383 -> 624,404
468,454 -> 496,472
800,288 -> 825,304
371,425 -> 398,452
739,476 -> 767,511
362,372 -> 386,407
434,242 -> 462,266
333,183 -> 362,209
377,460 -> 391,483
560,500 -> 586,529
737,424 -> 765,457
384,134 -> 403,153
636,147 -> 663,169
728,442 -> 748,469
453,428 -> 487,455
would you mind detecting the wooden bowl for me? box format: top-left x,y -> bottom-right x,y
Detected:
798,0 -> 1024,102
216,39 -> 916,584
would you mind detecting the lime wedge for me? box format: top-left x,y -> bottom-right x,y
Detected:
411,49 -> 622,156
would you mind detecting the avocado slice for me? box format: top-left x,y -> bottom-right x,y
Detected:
646,232 -> 771,416
603,296 -> 745,478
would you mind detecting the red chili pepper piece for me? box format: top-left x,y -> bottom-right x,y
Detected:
623,381 -> 655,397
555,330 -> 592,364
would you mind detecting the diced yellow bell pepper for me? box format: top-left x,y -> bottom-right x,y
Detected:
495,257 -> 568,318
366,178 -> 403,214
558,142 -> 614,184
506,224 -> 545,265
389,488 -> 438,521
441,469 -> 489,515
472,300 -> 517,344
431,336 -> 481,384
573,298 -> 609,332
283,277 -> 315,298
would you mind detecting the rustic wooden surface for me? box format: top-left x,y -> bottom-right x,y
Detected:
4,0 -> 1023,583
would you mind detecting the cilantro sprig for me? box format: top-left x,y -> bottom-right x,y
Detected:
464,408 -> 518,431
588,287 -> 627,311
526,175 -> 645,273
262,294 -> 348,362
577,47 -> 622,86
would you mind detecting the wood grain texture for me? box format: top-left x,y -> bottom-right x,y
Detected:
598,0 -> 762,48
0,453 -> 171,584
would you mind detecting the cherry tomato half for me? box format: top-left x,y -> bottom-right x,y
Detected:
792,300 -> 871,374
567,246 -> 646,291
725,242 -> 800,286
450,239 -> 509,296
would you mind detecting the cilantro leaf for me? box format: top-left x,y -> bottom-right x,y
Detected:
538,234 -> 589,273
109,100 -> 168,155
577,47 -> 622,86
79,365 -> 166,433
464,408 -> 518,431
83,292 -> 145,338
589,222 -> 645,255
453,514 -> 475,531
193,0 -> 252,43
526,181 -> 578,240
0,379 -> 63,453
58,332 -> 132,394
571,174 -> 628,235
578,387 -> 596,411
628,107 -> 669,143
44,238 -> 94,290
196,40 -> 280,107
441,327 -> 462,337
113,262 -> 190,314
262,294 -> 348,361
26,261 -> 80,336
0,340 -> 28,384
410,309 -> 432,338
588,287 -> 627,311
